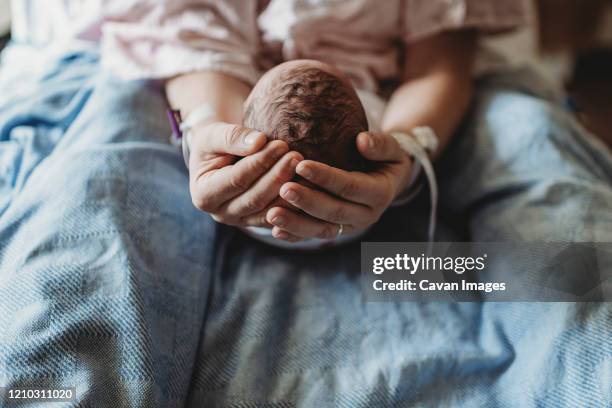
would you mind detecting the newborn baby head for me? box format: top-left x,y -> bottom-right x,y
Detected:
243,60 -> 368,170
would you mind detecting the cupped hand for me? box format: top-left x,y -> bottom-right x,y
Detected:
189,122 -> 303,227
265,132 -> 412,242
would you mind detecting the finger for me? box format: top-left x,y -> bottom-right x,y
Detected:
238,196 -> 296,228
356,132 -> 405,162
279,182 -> 372,226
191,141 -> 288,211
269,196 -> 295,210
267,207 -> 352,239
195,122 -> 267,157
271,227 -> 303,243
295,160 -> 392,208
240,211 -> 271,228
223,151 -> 303,216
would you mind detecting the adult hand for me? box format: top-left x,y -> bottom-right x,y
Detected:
265,132 -> 412,242
189,122 -> 303,227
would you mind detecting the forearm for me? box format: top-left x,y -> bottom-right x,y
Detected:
381,30 -> 476,158
165,71 -> 252,124
381,71 -> 473,157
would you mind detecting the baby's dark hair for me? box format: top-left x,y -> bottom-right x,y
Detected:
243,64 -> 368,170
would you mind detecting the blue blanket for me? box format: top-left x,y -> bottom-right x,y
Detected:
0,50 -> 610,407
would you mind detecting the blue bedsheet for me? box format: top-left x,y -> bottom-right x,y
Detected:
0,50 -> 610,407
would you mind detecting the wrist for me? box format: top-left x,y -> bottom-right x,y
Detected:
170,104 -> 221,168
389,127 -> 438,206
392,163 -> 424,206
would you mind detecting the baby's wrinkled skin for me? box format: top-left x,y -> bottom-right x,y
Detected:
243,59 -> 368,171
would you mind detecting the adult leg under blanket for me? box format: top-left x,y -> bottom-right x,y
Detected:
438,68 -> 612,242
437,69 -> 612,407
0,54 -> 218,406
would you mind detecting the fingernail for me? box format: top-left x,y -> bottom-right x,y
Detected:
298,165 -> 313,179
271,216 -> 285,227
289,158 -> 300,170
244,131 -> 260,145
275,230 -> 289,240
273,143 -> 289,155
368,135 -> 376,150
282,189 -> 299,202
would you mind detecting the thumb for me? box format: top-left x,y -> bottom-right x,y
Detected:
356,132 -> 404,162
197,123 -> 267,157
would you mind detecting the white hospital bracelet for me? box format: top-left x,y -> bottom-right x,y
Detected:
178,104 -> 218,168
392,126 -> 438,198
411,126 -> 439,154
390,127 -> 439,244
